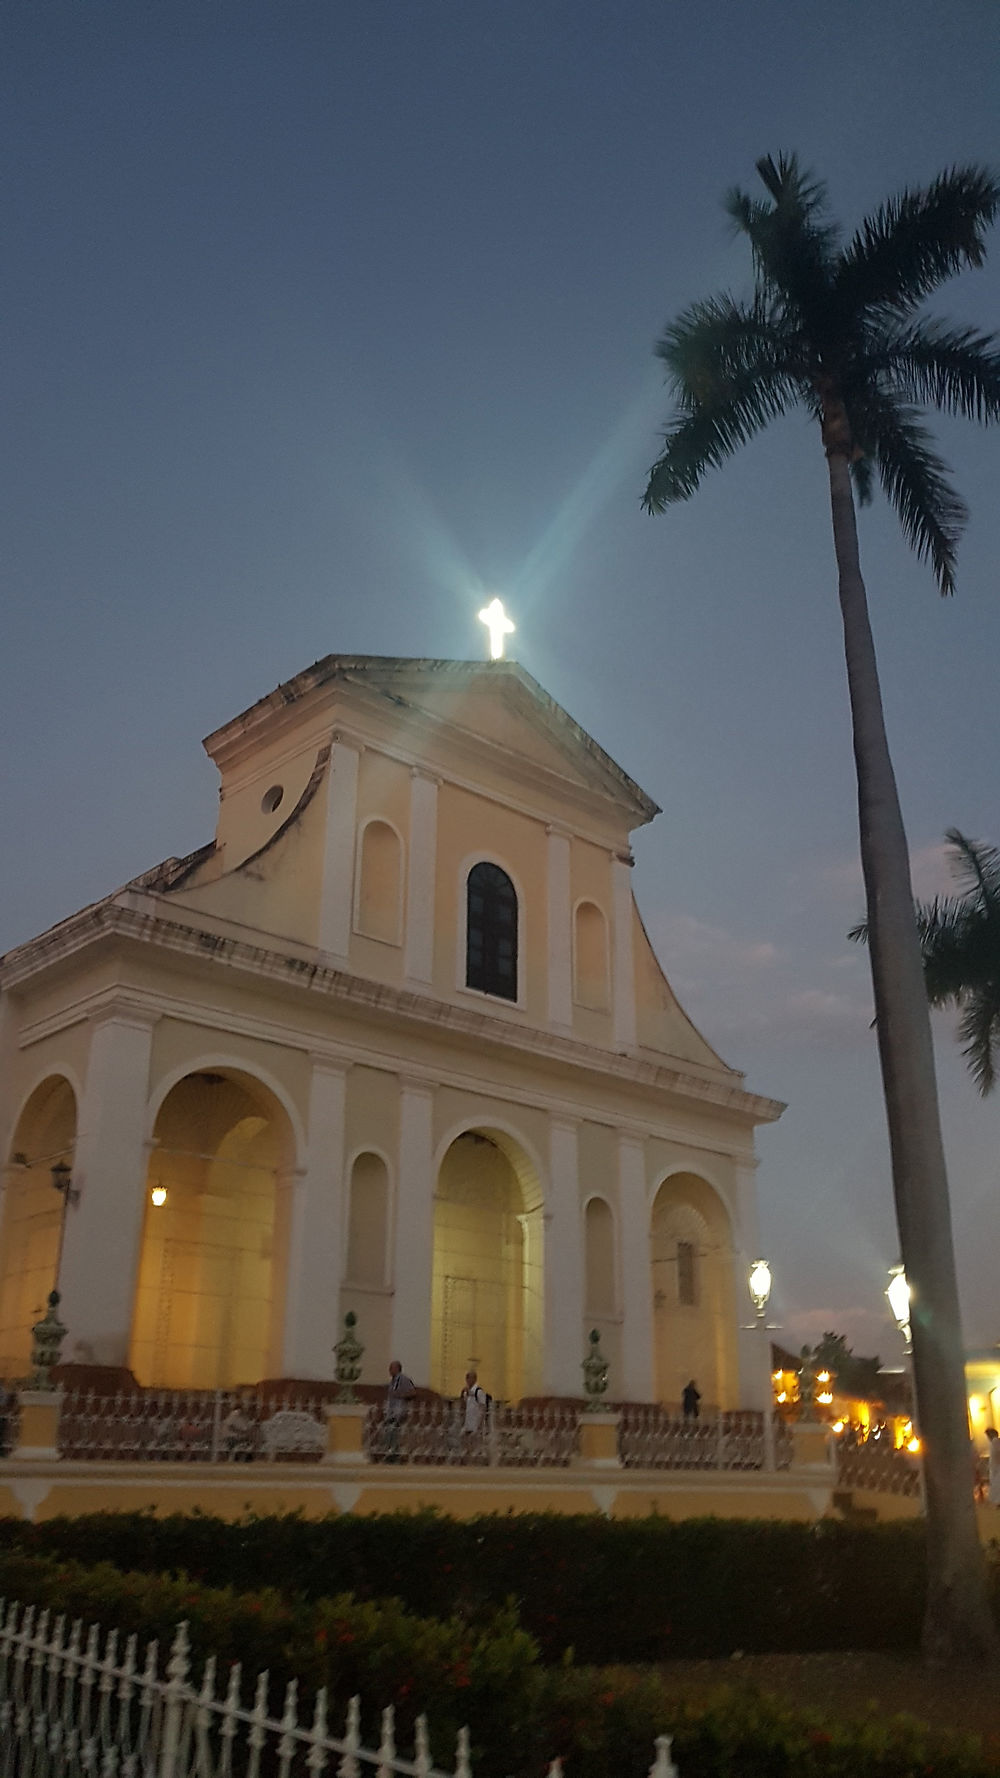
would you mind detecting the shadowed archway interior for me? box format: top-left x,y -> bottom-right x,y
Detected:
129,1071 -> 296,1389
0,1075 -> 77,1375
430,1129 -> 543,1400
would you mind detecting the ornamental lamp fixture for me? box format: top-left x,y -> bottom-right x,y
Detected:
886,1263 -> 912,1349
748,1258 -> 772,1320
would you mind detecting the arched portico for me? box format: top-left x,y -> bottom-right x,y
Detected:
0,1075 -> 77,1375
430,1126 -> 544,1400
650,1170 -> 737,1408
129,1069 -> 297,1388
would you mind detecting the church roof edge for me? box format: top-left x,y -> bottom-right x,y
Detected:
202,655 -> 660,825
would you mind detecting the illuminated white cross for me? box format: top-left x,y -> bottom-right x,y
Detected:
478,597 -> 515,660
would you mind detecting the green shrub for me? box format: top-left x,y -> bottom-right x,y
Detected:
0,1547 -> 540,1770
0,1510 -> 950,1661
0,1545 -> 996,1778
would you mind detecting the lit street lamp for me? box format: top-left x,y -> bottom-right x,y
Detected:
886,1263 -> 912,1353
744,1258 -> 779,1470
748,1258 -> 773,1322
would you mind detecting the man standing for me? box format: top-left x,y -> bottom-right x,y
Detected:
383,1360 -> 415,1461
682,1380 -> 701,1420
461,1370 -> 491,1444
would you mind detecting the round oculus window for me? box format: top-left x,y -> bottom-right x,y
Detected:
261,784 -> 284,814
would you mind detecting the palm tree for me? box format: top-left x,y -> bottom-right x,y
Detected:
643,154 -> 1000,1664
855,829 -> 1000,1094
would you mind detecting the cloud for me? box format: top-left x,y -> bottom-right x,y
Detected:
650,911 -> 780,976
806,838 -> 957,911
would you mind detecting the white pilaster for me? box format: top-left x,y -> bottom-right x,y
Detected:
390,1078 -> 436,1383
546,828 -> 573,1032
319,739 -> 361,960
543,1116 -> 584,1395
618,1131 -> 653,1400
58,1011 -> 156,1366
611,856 -> 637,1051
404,771 -> 438,986
281,1060 -> 349,1379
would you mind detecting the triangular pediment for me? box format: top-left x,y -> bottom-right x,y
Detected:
205,656 -> 660,828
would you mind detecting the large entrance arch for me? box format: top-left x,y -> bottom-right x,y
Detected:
0,1075 -> 77,1375
430,1129 -> 543,1401
129,1070 -> 296,1389
650,1171 -> 737,1409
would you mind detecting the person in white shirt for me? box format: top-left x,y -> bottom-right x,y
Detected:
986,1427 -> 1000,1505
461,1370 -> 490,1436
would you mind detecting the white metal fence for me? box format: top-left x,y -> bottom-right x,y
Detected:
835,1441 -> 922,1497
363,1400 -> 580,1468
57,1390 -> 328,1464
0,1599 -> 681,1778
618,1407 -> 792,1472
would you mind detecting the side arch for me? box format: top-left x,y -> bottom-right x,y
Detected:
650,1170 -> 737,1409
430,1119 -> 546,1400
0,1074 -> 78,1374
130,1066 -> 299,1388
145,1054 -> 307,1164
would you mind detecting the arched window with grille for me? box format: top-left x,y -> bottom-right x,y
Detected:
466,862 -> 518,1001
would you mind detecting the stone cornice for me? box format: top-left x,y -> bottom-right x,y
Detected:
1,898 -> 785,1129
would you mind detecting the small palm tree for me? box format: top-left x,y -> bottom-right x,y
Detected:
643,154 -> 1000,1663
855,830 -> 1000,1093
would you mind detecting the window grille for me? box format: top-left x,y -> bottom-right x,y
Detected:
466,862 -> 518,1000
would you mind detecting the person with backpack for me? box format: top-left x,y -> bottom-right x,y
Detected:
461,1370 -> 491,1441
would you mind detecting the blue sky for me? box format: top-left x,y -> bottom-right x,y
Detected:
3,1 -> 998,1359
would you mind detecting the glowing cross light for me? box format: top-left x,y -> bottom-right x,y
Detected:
478,597 -> 515,661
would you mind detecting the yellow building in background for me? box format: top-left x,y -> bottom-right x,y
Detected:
0,656 -> 783,1406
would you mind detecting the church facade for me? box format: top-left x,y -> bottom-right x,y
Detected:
0,656 -> 783,1407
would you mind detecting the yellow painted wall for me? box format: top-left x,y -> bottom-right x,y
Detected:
432,785 -> 547,1020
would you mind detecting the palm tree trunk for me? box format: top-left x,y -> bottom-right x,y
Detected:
825,438 -> 997,1664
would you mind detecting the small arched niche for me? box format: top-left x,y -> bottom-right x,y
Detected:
573,901 -> 609,1011
355,819 -> 403,945
584,1196 -> 616,1318
345,1152 -> 389,1287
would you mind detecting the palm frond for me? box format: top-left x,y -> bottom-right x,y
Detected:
836,165 -> 1000,315
724,153 -> 838,322
655,293 -> 802,408
872,320 -> 1000,423
915,897 -> 980,1004
849,390 -> 967,594
644,297 -> 800,508
956,989 -> 1000,1096
643,379 -> 792,508
943,828 -> 1000,911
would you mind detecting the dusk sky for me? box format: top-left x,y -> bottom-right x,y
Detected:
3,2 -> 998,1361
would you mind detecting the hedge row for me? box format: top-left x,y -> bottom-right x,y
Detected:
0,1547 -> 993,1778
0,1510 -> 952,1661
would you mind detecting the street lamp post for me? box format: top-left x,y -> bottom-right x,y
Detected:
886,1262 -> 925,1509
744,1258 -> 779,1471
50,1159 -> 80,1291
